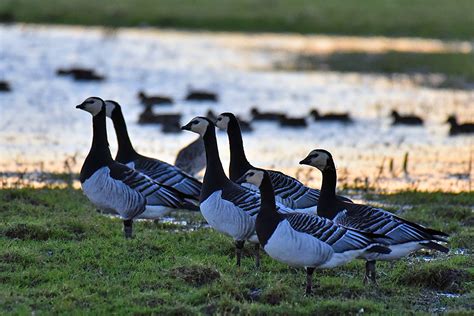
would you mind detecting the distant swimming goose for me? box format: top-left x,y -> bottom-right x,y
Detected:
391,110 -> 423,125
310,109 -> 352,122
77,97 -> 192,238
182,117 -> 308,267
236,116 -> 253,132
215,112 -> 350,212
185,90 -> 218,102
0,80 -> 11,92
300,149 -> 449,284
138,91 -> 174,106
251,108 -> 285,121
104,100 -> 201,200
138,107 -> 182,125
57,67 -> 104,81
206,109 -> 218,122
174,137 -> 206,176
279,115 -> 307,128
446,115 -> 474,135
237,168 -> 391,294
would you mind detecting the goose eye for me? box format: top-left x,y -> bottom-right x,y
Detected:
217,117 -> 222,121
191,120 -> 199,125
248,172 -> 254,177
313,154 -> 319,158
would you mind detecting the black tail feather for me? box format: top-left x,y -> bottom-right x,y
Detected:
420,241 -> 449,253
367,245 -> 391,254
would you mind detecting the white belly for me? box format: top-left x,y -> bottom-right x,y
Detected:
82,167 -> 145,219
263,220 -> 333,268
137,205 -> 174,219
200,191 -> 256,241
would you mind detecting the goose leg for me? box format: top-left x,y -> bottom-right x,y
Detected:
364,261 -> 377,285
123,219 -> 133,239
305,267 -> 315,295
254,243 -> 260,269
368,261 -> 377,284
235,240 -> 245,266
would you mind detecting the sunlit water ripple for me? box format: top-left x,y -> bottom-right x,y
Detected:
0,24 -> 473,192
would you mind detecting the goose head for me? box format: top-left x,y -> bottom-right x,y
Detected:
76,97 -> 105,116
181,116 -> 212,136
215,112 -> 234,130
236,168 -> 265,187
299,149 -> 334,172
104,100 -> 121,118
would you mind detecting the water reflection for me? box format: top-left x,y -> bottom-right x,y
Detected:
0,25 -> 472,192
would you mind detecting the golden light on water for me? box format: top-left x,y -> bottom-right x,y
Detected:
0,25 -> 473,192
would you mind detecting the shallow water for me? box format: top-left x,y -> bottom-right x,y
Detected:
0,24 -> 473,192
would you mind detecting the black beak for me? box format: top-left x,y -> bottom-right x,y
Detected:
181,122 -> 193,131
299,156 -> 311,165
76,103 -> 86,110
235,174 -> 247,185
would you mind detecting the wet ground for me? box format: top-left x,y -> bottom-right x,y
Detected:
0,24 -> 473,191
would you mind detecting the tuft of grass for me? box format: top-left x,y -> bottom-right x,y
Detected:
0,188 -> 472,314
170,265 -> 221,287
0,0 -> 473,39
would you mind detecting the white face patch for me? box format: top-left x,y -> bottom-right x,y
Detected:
307,150 -> 330,171
81,97 -> 103,116
215,115 -> 230,130
244,169 -> 264,187
104,101 -> 116,118
189,117 -> 209,136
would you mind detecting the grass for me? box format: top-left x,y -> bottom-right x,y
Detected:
1,188 -> 473,314
0,0 -> 473,40
276,51 -> 474,88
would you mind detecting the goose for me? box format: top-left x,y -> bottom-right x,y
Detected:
300,149 -> 449,284
279,115 -> 307,128
161,121 -> 182,134
215,112 -> 351,212
236,116 -> 253,132
77,97 -> 194,238
310,109 -> 352,123
138,106 -> 182,125
57,67 -> 104,81
237,168 -> 391,295
250,108 -> 285,121
185,90 -> 218,102
391,110 -> 423,126
0,80 -> 11,92
174,137 -> 206,176
446,115 -> 474,135
104,100 -> 201,200
181,117 -> 314,267
138,91 -> 174,106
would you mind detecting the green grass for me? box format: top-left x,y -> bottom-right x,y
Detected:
0,0 -> 473,39
1,188 -> 473,314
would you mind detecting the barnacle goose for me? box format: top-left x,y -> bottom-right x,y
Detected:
181,117 -> 313,267
215,112 -> 351,212
174,136 -> 206,176
300,149 -> 449,284
237,168 -> 391,295
104,100 -> 201,202
77,97 -> 194,238
446,115 -> 474,135
391,110 -> 423,126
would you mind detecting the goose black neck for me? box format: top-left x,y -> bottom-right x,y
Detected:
80,109 -> 113,182
317,161 -> 338,219
256,172 -> 282,246
227,118 -> 252,181
111,107 -> 139,163
201,125 -> 228,201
